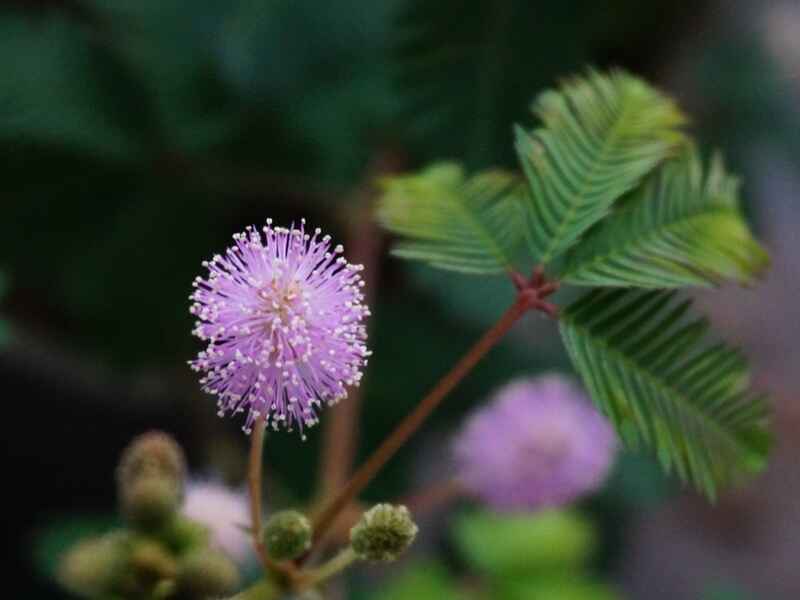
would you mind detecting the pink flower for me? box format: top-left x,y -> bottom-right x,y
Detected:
183,481 -> 251,563
454,375 -> 617,512
190,220 -> 370,436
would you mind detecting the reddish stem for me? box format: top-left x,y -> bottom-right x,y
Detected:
248,419 -> 295,579
317,152 -> 400,500
310,295 -> 532,545
403,479 -> 465,515
307,266 -> 560,554
248,418 -> 270,569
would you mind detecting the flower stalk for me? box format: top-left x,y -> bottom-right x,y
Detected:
402,479 -> 464,515
296,547 -> 358,590
310,267 -> 558,548
318,199 -> 385,500
247,417 -> 270,571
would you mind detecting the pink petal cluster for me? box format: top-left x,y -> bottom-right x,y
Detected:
454,375 -> 617,512
189,220 -> 370,436
183,480 -> 252,564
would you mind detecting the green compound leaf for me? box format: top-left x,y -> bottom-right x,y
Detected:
377,162 -> 527,274
515,69 -> 686,265
560,289 -> 770,499
562,147 -> 769,287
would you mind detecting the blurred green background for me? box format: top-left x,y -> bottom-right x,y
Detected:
2,0 -> 800,598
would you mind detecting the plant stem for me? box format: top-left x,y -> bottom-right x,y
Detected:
402,479 -> 464,515
248,417 -> 270,571
248,418 -> 299,582
247,420 -> 291,577
318,202 -> 384,499
310,295 -> 532,545
318,150 -> 402,502
298,547 -> 359,590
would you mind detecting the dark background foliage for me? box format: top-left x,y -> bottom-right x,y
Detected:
1,0 -> 799,598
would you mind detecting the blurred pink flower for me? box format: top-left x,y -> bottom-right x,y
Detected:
183,480 -> 252,564
454,375 -> 617,512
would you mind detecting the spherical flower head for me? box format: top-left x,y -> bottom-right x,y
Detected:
117,431 -> 186,495
189,220 -> 371,436
58,532 -> 128,598
350,503 -> 418,562
183,481 -> 252,564
261,509 -> 312,561
176,549 -> 240,599
121,475 -> 181,530
453,375 -> 617,512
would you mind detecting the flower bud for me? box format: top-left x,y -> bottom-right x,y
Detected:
114,538 -> 179,598
121,475 -> 181,530
261,510 -> 312,561
129,539 -> 178,581
350,504 -> 418,562
177,550 -> 240,598
159,515 -> 211,555
117,431 -> 186,496
58,532 -> 128,598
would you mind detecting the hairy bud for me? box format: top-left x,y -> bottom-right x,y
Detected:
129,539 -> 178,581
160,516 -> 211,555
177,550 -> 240,598
58,532 -> 127,598
121,476 -> 181,530
261,510 -> 312,561
117,431 -> 186,496
350,504 -> 418,562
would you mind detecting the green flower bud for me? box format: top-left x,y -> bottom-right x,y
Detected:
177,550 -> 240,598
159,516 -> 211,555
116,538 -> 179,598
57,532 -> 128,598
262,510 -> 312,561
117,431 -> 186,496
152,579 -> 178,600
129,539 -> 178,579
121,475 -> 181,530
350,504 -> 418,562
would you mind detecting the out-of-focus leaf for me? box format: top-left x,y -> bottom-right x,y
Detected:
214,0 -> 400,185
392,0 -> 595,169
0,13 -> 143,160
371,563 -> 460,600
80,0 -> 242,155
32,514 -> 118,583
453,510 -> 595,576
497,577 -> 622,600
